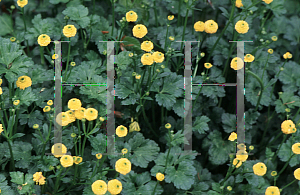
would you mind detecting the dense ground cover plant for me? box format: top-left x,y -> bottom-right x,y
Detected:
0,0 -> 300,194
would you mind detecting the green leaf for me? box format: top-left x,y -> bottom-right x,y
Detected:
204,131 -> 234,165
10,171 -> 24,185
79,76 -> 107,105
0,14 -> 14,36
219,7 -> 229,19
166,130 -> 189,147
18,110 -> 44,128
62,5 -> 90,28
266,0 -> 287,17
25,14 -> 61,44
0,37 -> 23,67
115,77 -> 135,99
27,65 -> 53,85
211,183 -> 221,193
265,147 -> 275,159
221,113 -> 236,133
279,61 -> 300,93
155,72 -> 183,110
12,141 -> 33,169
125,132 -> 160,168
89,133 -> 107,155
0,173 -> 15,195
16,88 -> 39,107
10,133 -> 25,140
49,0 -> 69,4
193,116 -> 210,134
115,51 -> 132,70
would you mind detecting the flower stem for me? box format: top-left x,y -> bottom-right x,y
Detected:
63,38 -> 71,82
111,0 -> 115,37
77,120 -> 82,155
152,128 -> 173,195
206,1 -> 236,63
246,70 -> 264,112
7,140 -> 15,171
154,1 -> 158,27
177,0 -> 182,27
280,179 -> 297,191
81,121 -> 87,157
21,8 -> 30,57
164,24 -> 169,51
40,46 -> 45,65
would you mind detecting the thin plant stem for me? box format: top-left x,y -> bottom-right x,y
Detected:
63,38 -> 71,82
111,0 -> 115,37
280,179 -> 297,190
177,0 -> 182,27
40,46 -> 45,65
21,8 -> 30,57
154,1 -> 158,27
8,140 -> 15,171
246,70 -> 264,112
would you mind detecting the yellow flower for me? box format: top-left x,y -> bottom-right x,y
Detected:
10,37 -> 16,42
33,124 -> 39,129
262,0 -> 273,4
37,34 -> 51,47
272,36 -> 277,41
68,98 -> 82,110
74,156 -> 82,164
99,117 -> 105,122
165,123 -> 171,129
122,148 -> 128,155
271,171 -> 277,176
129,53 -> 133,57
292,143 -> 300,154
71,133 -> 76,138
253,162 -> 267,176
16,75 -> 32,90
135,75 -> 141,79
235,0 -> 243,8
141,53 -> 154,65
33,172 -> 46,185
51,143 -> 67,158
168,15 -> 174,20
129,121 -> 140,132
63,25 -> 77,38
141,41 -> 154,52
227,186 -> 232,191
156,172 -> 165,181
0,87 -> 2,95
204,63 -> 213,69
169,36 -> 174,41
281,120 -> 296,134
96,153 -> 102,159
228,132 -> 237,141
70,62 -> 76,66
268,49 -> 273,54
0,124 -> 3,135
233,158 -> 242,168
115,158 -> 131,175
249,145 -> 254,150
132,24 -> 148,38
235,20 -> 249,34
43,106 -> 51,112
13,100 -> 20,106
237,143 -> 246,151
126,10 -> 138,22
17,0 -> 28,8
236,150 -> 248,162
294,168 -> 300,180
152,51 -> 165,63
66,110 -> 76,123
47,100 -> 53,106
60,155 -> 74,168
204,20 -> 218,34
108,179 -> 122,194
265,186 -> 280,195
92,180 -> 107,195
283,52 -> 292,59
56,112 -> 70,126
244,54 -> 255,62
194,21 -> 205,32
75,107 -> 86,120
52,54 -> 58,60
230,57 -> 244,70
116,125 -> 128,137
0,78 -> 2,86
84,108 -> 98,121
